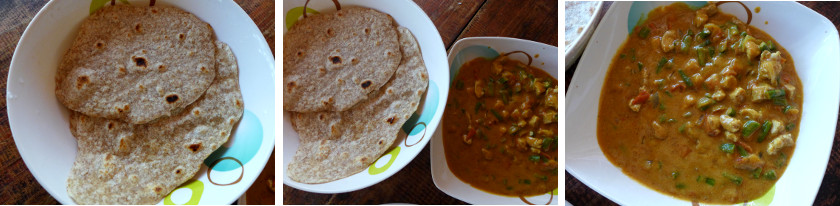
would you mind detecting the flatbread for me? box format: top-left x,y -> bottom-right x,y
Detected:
287,27 -> 428,183
56,5 -> 216,124
283,7 -> 401,112
66,41 -> 243,205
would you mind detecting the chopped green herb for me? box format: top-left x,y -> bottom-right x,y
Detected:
529,155 -> 541,162
705,177 -> 716,186
676,183 -> 687,189
656,57 -> 668,73
638,26 -> 651,38
671,171 -> 680,180
678,123 -> 687,133
737,145 -> 749,157
752,168 -> 763,179
726,107 -> 736,117
696,96 -> 715,110
786,123 -> 796,131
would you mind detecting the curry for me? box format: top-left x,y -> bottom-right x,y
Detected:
597,2 -> 802,204
442,53 -> 558,196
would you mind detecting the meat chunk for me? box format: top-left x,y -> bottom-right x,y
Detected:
683,94 -> 697,109
712,89 -> 726,101
750,83 -> 773,102
704,115 -> 722,136
767,133 -> 794,155
739,108 -> 762,119
720,115 -> 741,133
704,73 -> 721,89
694,4 -> 718,27
734,154 -> 765,170
770,120 -> 784,135
725,131 -> 738,142
652,121 -> 667,140
729,87 -> 746,103
719,75 -> 737,90
758,50 -> 784,85
661,30 -> 677,52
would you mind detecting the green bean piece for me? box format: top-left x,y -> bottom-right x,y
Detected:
720,143 -> 735,154
752,168 -> 763,179
696,97 -> 715,111
705,177 -> 716,186
656,57 -> 668,74
722,172 -> 743,185
742,120 -> 760,137
678,123 -> 687,133
786,123 -> 796,131
737,146 -> 748,157
490,109 -> 503,121
757,121 -> 772,143
638,26 -> 651,38
764,170 -> 777,180
678,70 -> 694,87
726,107 -> 736,117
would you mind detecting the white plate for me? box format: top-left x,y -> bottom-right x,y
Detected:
6,0 -> 275,204
564,1 -> 604,70
281,0 -> 449,193
566,1 -> 840,205
431,37 -> 559,205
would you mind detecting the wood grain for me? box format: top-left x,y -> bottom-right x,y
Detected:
0,0 -> 274,204
414,0 -> 485,49
565,2 -> 840,206
457,0 -> 558,47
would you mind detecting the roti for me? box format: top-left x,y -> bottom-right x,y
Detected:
56,5 -> 216,124
287,27 -> 428,183
66,41 -> 243,205
283,7 -> 401,112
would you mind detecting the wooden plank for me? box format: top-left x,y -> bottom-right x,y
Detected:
413,0 -> 485,49
457,0 -> 558,46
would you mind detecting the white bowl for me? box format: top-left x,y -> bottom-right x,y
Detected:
565,1 -> 840,205
281,0 -> 449,193
6,0 -> 276,204
564,1 -> 604,70
431,37 -> 559,205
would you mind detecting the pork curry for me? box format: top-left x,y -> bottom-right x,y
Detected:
597,2 -> 802,204
442,54 -> 558,197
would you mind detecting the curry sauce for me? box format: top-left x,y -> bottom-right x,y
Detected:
442,55 -> 558,196
597,3 -> 802,204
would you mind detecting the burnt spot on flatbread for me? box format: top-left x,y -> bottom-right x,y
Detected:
322,97 -> 334,106
220,131 -> 227,137
115,105 -> 129,114
157,64 -> 166,72
188,143 -> 201,152
364,28 -> 371,34
178,33 -> 185,40
386,51 -> 394,57
153,186 -> 163,194
361,80 -> 372,89
387,88 -> 394,95
133,56 -> 147,67
386,117 -> 396,124
76,76 -> 90,89
175,169 -> 181,174
326,28 -> 335,37
330,56 -> 341,64
318,67 -> 327,75
200,66 -> 208,73
296,51 -> 304,57
318,114 -> 326,120
95,41 -> 104,49
378,139 -> 384,145
192,108 -> 200,116
351,58 -> 359,65
151,8 -> 158,13
165,94 -> 179,104
134,24 -> 142,33
235,99 -> 243,108
107,122 -> 114,130
287,81 -> 297,91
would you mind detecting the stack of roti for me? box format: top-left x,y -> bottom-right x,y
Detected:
55,5 -> 243,205
284,7 -> 429,183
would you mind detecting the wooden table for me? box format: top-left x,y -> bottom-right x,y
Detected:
565,2 -> 840,205
282,0 -> 557,204
0,0 -> 274,204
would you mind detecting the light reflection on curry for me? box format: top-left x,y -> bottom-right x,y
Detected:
597,2 -> 802,204
442,53 -> 558,197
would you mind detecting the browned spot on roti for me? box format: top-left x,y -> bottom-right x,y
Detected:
326,28 -> 335,36
95,42 -> 104,48
364,28 -> 371,34
235,99 -> 243,108
118,66 -> 126,74
175,169 -> 181,174
387,88 -> 394,94
188,143 -> 201,152
76,76 -> 90,89
330,56 -> 341,64
178,33 -> 185,40
200,66 -> 207,73
361,80 -> 372,89
165,94 -> 179,103
387,51 -> 394,57
157,64 -> 166,72
151,8 -> 158,13
118,138 -> 128,151
133,56 -> 147,67
386,117 -> 396,124
351,58 -> 359,65
134,24 -> 142,32
378,139 -> 384,145
319,114 -> 325,120
297,51 -> 304,57
154,187 -> 162,193
193,109 -> 200,116
107,122 -> 114,130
